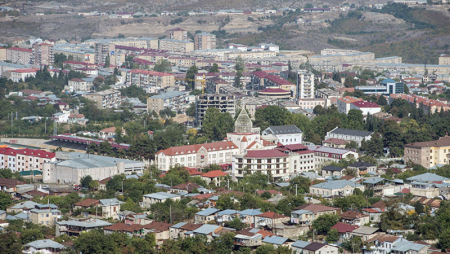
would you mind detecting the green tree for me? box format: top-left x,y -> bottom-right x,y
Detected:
216,195 -> 237,210
0,232 -> 22,254
326,228 -> 339,243
0,192 -> 13,210
235,56 -> 245,72
234,71 -> 243,88
439,228 -> 450,251
104,55 -> 110,68
185,65 -> 199,90
289,176 -> 311,194
153,59 -> 172,73
186,102 -> 196,117
347,109 -> 364,130
414,201 -> 424,214
342,237 -> 363,253
225,217 -> 248,231
202,107 -> 234,140
312,214 -> 340,235
73,229 -> 118,254
80,175 -> 93,188
378,95 -> 387,106
89,180 -> 99,191
20,228 -> 44,244
210,63 -> 219,72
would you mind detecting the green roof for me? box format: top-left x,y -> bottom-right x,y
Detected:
20,170 -> 43,176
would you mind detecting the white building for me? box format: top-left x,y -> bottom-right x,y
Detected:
324,127 -> 373,147
298,70 -> 315,99
142,192 -> 181,208
262,125 -> 303,145
350,101 -> 382,116
155,141 -> 239,171
52,112 -> 70,123
307,145 -> 359,168
43,152 -> 145,184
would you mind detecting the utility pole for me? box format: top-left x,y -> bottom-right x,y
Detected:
170,205 -> 172,224
295,184 -> 298,196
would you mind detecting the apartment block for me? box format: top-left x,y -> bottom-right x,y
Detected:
94,43 -> 115,65
32,43 -> 54,66
404,136 -> 450,168
6,47 -> 33,65
65,78 -> 94,92
0,147 -> 55,172
166,28 -> 188,41
194,32 -> 216,50
159,39 -> 194,53
298,70 -> 315,99
195,94 -> 236,126
147,91 -> 188,114
439,54 -> 450,65
126,69 -> 175,88
83,89 -> 121,109
5,68 -> 38,82
0,47 -> 6,61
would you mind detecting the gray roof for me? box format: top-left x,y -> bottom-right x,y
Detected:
239,209 -> 262,216
349,162 -> 376,168
193,224 -> 221,235
330,128 -> 373,137
292,240 -> 311,249
0,210 -> 5,215
292,210 -> 313,215
171,222 -> 187,229
57,219 -> 111,228
264,125 -> 302,135
363,177 -> 385,185
30,209 -> 61,214
8,201 -> 39,210
54,152 -> 144,169
143,192 -> 180,200
313,146 -> 357,155
25,239 -> 65,249
322,165 -> 344,172
196,207 -> 220,216
406,173 -> 448,183
99,198 -> 123,206
217,209 -> 240,215
150,91 -> 187,100
262,236 -> 288,245
392,241 -> 427,252
311,180 -> 363,190
351,226 -> 379,235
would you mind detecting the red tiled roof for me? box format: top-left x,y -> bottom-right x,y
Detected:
340,210 -> 368,220
99,177 -> 112,184
259,88 -> 290,93
202,170 -> 228,178
10,68 -> 39,73
0,147 -> 55,159
8,47 -> 32,53
294,203 -> 341,212
245,149 -> 288,158
74,199 -> 100,207
143,221 -> 172,232
352,101 -> 380,108
0,178 -> 25,188
257,211 -> 288,219
185,167 -> 203,176
265,74 -> 293,86
156,141 -> 238,156
331,222 -> 359,233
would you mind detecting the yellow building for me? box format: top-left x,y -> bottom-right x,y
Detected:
404,136 -> 450,168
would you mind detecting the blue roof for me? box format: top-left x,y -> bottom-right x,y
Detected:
292,210 -> 313,215
143,192 -> 180,200
239,209 -> 263,216
262,236 -> 288,245
196,207 -> 219,216
311,180 -> 363,190
392,241 -> 427,252
171,222 -> 187,229
363,177 -> 384,185
25,239 -> 65,249
406,173 -> 448,183
193,224 -> 221,235
381,79 -> 396,84
292,240 -> 311,248
217,209 -> 240,215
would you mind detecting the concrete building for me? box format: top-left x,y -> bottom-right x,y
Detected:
0,47 -> 6,61
309,146 -> 359,168
291,204 -> 341,226
0,147 -> 55,172
298,98 -> 328,110
155,141 -> 239,171
56,218 -> 112,236
126,69 -> 175,88
310,180 -> 365,197
166,28 -> 188,41
83,90 -> 121,109
100,198 -> 123,219
262,125 -> 303,145
32,43 -> 54,67
355,79 -> 404,96
147,91 -> 188,114
439,54 -> 450,65
194,32 -> 216,50
337,96 -> 364,114
5,68 -> 38,82
84,38 -> 159,49
65,78 -> 94,92
6,47 -> 33,65
142,192 -> 181,208
404,136 -> 450,168
94,43 -> 115,65
29,205 -> 61,226
298,70 -> 315,99
195,94 -> 236,126
159,39 -> 194,53
350,101 -> 382,116
42,152 -> 145,184
233,149 -> 291,181
324,127 -> 373,147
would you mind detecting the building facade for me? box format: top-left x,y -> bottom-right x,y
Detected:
6,47 -> 33,65
159,39 -> 194,53
404,136 -> 450,168
32,43 -> 54,66
0,147 -> 55,172
83,90 -> 121,109
195,94 -> 236,126
194,32 -> 216,50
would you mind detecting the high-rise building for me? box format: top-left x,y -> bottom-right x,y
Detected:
94,43 -> 115,65
32,43 -> 54,66
297,70 -> 315,99
166,28 -> 188,41
194,32 -> 216,50
195,94 -> 236,126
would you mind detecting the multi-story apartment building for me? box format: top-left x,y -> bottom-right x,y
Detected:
94,43 -> 115,65
0,147 -> 55,172
65,78 -> 94,92
6,47 -> 33,65
85,38 -> 159,49
194,32 -> 216,50
83,90 -> 121,109
309,146 -> 359,168
262,125 -> 303,145
195,94 -> 236,126
32,43 -> 54,66
147,91 -> 188,114
166,28 -> 188,41
404,136 -> 450,168
155,141 -> 239,171
298,70 -> 315,99
159,39 -> 194,53
439,54 -> 450,65
29,204 -> 61,226
0,46 -> 6,61
126,69 -> 175,88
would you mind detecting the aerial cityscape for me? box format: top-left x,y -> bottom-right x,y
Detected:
1,0 -> 450,253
